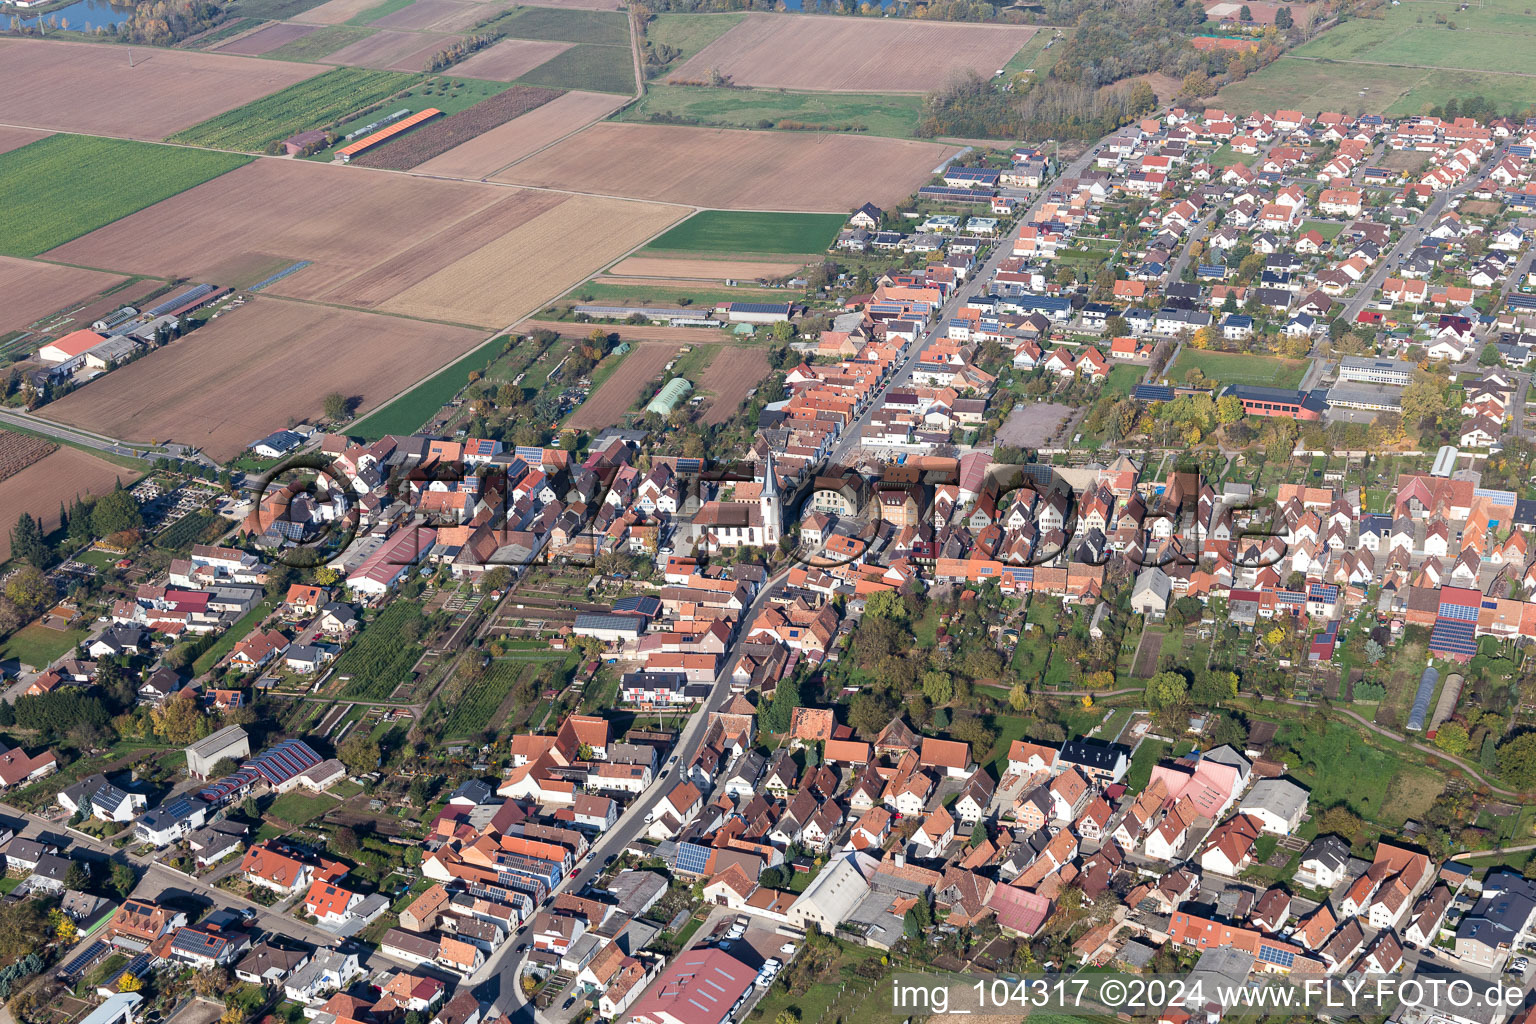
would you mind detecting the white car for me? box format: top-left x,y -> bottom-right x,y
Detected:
779,944 -> 797,956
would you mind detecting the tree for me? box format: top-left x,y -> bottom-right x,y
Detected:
1008,684 -> 1031,712
1144,670 -> 1187,709
151,691 -> 209,745
1274,5 -> 1292,27
323,392 -> 350,421
1498,733 -> 1536,789
969,820 -> 987,848
1364,639 -> 1385,664
339,732 -> 381,775
92,487 -> 142,537
1192,670 -> 1238,704
1401,369 -> 1451,432
1216,395 -> 1245,425
64,858 -> 92,891
9,512 -> 49,569
110,862 -> 136,898
1315,805 -> 1363,841
921,670 -> 953,705
1479,344 -> 1502,366
4,565 -> 51,618
1433,721 -> 1470,756
117,973 -> 142,993
1239,3 -> 1253,19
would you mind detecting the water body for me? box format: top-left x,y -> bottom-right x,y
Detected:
7,0 -> 134,30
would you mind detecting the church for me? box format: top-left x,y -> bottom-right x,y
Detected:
669,451 -> 784,555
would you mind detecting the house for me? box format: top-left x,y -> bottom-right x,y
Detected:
284,949 -> 364,1003
1457,869 -> 1536,969
1057,740 -> 1128,784
1200,813 -> 1263,875
1237,779 -> 1309,835
236,942 -> 312,985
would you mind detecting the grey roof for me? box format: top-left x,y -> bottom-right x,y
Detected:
1460,870 -> 1536,950
1240,778 -> 1309,821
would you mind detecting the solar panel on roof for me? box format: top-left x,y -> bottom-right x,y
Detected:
1438,602 -> 1479,622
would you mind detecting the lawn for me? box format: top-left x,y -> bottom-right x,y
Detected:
1126,738 -> 1168,792
1103,362 -> 1143,398
168,67 -> 417,150
1299,219 -> 1346,240
516,43 -> 635,95
645,210 -> 845,257
1275,720 -> 1439,826
1168,349 -> 1308,389
193,596 -> 278,675
351,336 -> 504,438
1216,52 -> 1536,118
617,84 -> 926,139
1003,27 -> 1068,76
2,624 -> 85,669
266,791 -> 339,826
1206,143 -> 1252,168
0,135 -> 249,258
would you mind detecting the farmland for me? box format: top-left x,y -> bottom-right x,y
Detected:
645,210 -> 844,257
350,84 -> 562,168
441,659 -> 542,739
569,342 -> 683,429
494,122 -> 957,211
45,159 -> 668,329
334,601 -> 428,700
321,29 -> 463,72
0,433 -> 58,482
0,39 -> 323,140
168,67 -> 415,150
291,0 -> 393,24
617,84 -> 926,140
1215,56 -> 1536,118
0,447 -> 133,561
263,24 -> 377,61
643,12 -> 745,74
350,339 -> 502,439
512,42 -> 634,94
372,0 -> 489,31
607,257 -> 807,281
213,21 -> 320,54
0,127 -> 49,156
699,345 -> 769,425
0,135 -> 249,258
39,298 -> 485,461
412,89 -> 625,177
450,38 -> 573,80
0,257 -> 128,332
670,14 -> 1037,92
498,6 -> 628,44
1167,350 -> 1309,389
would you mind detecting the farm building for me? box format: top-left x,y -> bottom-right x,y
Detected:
187,726 -> 251,780
646,378 -> 693,416
347,526 -> 438,597
38,330 -> 107,367
719,302 -> 795,324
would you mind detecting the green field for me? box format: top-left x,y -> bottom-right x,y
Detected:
617,84 -> 925,139
1003,27 -> 1068,75
1103,362 -> 1143,398
1217,56 -> 1536,118
442,661 -> 530,739
266,791 -> 339,826
168,67 -> 416,150
334,600 -> 428,700
347,0 -> 413,24
1168,350 -> 1308,389
0,136 -> 248,258
645,210 -> 845,257
302,77 -> 520,159
264,24 -> 375,62
502,6 -> 629,45
2,624 -> 86,670
573,280 -> 786,307
1277,721 -> 1441,827
645,12 -> 745,71
226,0 -> 332,20
516,43 -> 634,94
351,337 -> 503,438
1299,219 -> 1346,240
1296,0 -> 1536,72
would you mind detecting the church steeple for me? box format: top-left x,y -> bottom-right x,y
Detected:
760,449 -> 781,546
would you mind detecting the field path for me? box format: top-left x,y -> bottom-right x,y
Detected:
1283,53 -> 1536,76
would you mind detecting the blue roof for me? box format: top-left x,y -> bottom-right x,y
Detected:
1430,619 -> 1478,661
1134,384 -> 1175,403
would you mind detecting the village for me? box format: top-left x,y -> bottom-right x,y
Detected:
8,100 -> 1536,1024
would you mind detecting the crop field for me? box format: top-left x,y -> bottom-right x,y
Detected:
699,345 -> 769,425
322,29 -> 463,71
450,38 -> 573,80
335,601 -> 427,699
442,659 -> 535,738
413,89 -> 625,176
0,433 -> 58,483
495,122 -> 956,211
645,210 -> 844,256
40,297 -> 484,460
1167,350 -> 1309,389
0,447 -> 133,562
168,67 -> 414,149
264,24 -> 377,61
293,0 -> 393,23
1295,0 -> 1536,72
513,42 -> 634,93
607,257 -> 807,280
0,135 -> 250,258
618,84 -> 926,139
569,342 -> 683,428
670,14 -> 1037,92
517,0 -> 620,10
350,84 -> 562,167
45,160 -> 658,328
374,0 -> 488,30
350,339 -> 500,438
500,6 -> 627,43
381,193 -> 684,325
230,0 -> 336,20
0,257 -> 127,331
645,12 -> 745,70
0,127 -> 49,156
214,21 -> 319,54
0,39 -> 323,140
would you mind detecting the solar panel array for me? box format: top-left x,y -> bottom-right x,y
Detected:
58,941 -> 106,980
1429,619 -> 1478,663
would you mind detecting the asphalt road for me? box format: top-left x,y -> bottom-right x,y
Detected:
0,408 -> 213,467
469,569 -> 793,1022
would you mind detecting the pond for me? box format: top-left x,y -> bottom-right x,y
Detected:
6,0 -> 134,30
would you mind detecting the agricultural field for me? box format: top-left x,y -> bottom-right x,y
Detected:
213,21 -> 321,54
350,84 -> 562,168
0,447 -> 134,561
670,14 -> 1036,92
350,340 -> 501,438
494,122 -> 957,211
47,159 -> 676,329
607,257 -> 807,281
512,42 -> 634,93
441,659 -> 537,738
1167,350 -> 1309,389
0,434 -> 58,482
153,510 -> 222,551
263,24 -> 377,61
0,127 -> 50,156
40,298 -> 485,461
569,342 -> 683,429
321,29 -> 463,72
334,601 -> 428,700
168,67 -> 414,150
412,89 -> 625,176
0,257 -> 128,332
698,345 -> 770,425
0,39 -> 322,140
371,0 -> 490,31
230,0 -> 338,21
450,38 -> 573,80
291,0 -> 395,24
498,6 -> 628,44
0,135 -> 249,258
643,12 -> 745,74
618,84 -> 925,139
645,210 -> 844,257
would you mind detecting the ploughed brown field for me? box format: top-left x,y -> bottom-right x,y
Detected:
607,256 -> 806,281
494,122 -> 957,211
46,159 -> 680,329
413,89 -> 625,178
40,297 -> 484,461
374,0 -> 488,31
321,29 -> 462,71
292,0 -> 387,24
448,38 -> 573,80
214,22 -> 319,55
699,345 -> 769,425
0,126 -> 51,156
0,39 -> 323,139
669,13 -> 1037,93
0,257 -> 127,331
0,447 -> 133,561
568,342 -> 681,429
350,84 -> 561,170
